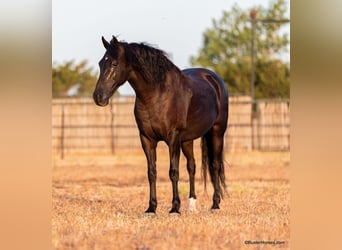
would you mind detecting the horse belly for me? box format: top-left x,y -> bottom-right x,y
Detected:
181,101 -> 218,141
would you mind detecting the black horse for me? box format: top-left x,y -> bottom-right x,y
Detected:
93,36 -> 229,214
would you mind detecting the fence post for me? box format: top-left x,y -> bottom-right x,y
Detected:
255,101 -> 261,150
251,101 -> 256,150
60,103 -> 65,159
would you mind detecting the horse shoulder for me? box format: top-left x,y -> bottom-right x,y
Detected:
134,100 -> 153,133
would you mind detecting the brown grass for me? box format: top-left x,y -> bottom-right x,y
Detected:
52,151 -> 290,249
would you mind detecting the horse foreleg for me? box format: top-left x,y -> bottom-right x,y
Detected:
181,140 -> 197,211
168,131 -> 181,214
140,134 -> 158,214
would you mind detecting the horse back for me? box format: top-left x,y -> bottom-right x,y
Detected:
182,68 -> 228,100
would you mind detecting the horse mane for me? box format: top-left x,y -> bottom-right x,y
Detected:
123,42 -> 181,83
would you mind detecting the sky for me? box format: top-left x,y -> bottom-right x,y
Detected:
52,0 -> 289,95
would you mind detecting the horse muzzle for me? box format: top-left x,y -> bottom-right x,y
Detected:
93,91 -> 110,106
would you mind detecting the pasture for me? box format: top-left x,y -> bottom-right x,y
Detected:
52,151 -> 290,249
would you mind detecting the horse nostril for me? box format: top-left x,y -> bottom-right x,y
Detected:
93,91 -> 101,103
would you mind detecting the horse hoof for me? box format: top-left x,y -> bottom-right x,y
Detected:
169,207 -> 181,215
210,208 -> 220,213
211,203 -> 220,210
145,206 -> 156,213
143,212 -> 156,218
169,211 -> 181,216
186,198 -> 198,212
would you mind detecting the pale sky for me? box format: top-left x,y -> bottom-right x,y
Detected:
52,0 -> 289,95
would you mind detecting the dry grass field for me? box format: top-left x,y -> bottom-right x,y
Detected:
52,151 -> 290,249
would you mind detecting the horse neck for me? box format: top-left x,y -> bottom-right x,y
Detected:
127,68 -> 182,102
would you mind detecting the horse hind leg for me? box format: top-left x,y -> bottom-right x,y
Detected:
181,140 -> 197,211
203,127 -> 226,210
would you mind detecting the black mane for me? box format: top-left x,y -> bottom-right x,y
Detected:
123,42 -> 180,83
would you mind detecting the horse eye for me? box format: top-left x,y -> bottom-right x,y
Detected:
111,61 -> 118,67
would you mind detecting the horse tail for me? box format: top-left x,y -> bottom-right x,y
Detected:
217,156 -> 227,199
201,135 -> 226,198
201,136 -> 209,192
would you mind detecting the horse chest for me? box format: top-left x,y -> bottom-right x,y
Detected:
134,101 -> 182,141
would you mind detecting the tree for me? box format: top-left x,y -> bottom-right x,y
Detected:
52,60 -> 99,97
190,0 -> 289,99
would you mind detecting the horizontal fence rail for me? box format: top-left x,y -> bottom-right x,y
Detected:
52,96 -> 290,158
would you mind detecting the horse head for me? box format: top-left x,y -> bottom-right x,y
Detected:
93,36 -> 130,106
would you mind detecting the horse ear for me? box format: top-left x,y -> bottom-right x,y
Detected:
111,35 -> 119,45
102,36 -> 110,49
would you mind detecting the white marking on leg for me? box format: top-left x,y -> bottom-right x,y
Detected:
187,197 -> 197,211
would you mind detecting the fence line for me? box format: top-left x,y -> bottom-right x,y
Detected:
52,96 -> 290,158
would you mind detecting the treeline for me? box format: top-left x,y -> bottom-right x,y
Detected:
52,0 -> 289,99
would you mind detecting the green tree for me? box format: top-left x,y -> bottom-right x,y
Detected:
52,60 -> 98,97
190,0 -> 289,99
